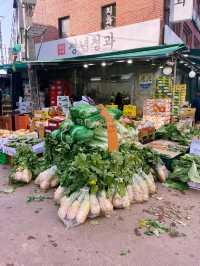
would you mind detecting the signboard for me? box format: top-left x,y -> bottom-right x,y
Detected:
57,96 -> 71,114
170,0 -> 194,23
190,139 -> 200,155
35,19 -> 161,60
123,105 -> 137,117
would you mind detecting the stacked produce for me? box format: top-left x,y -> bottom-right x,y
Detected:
40,104 -> 168,228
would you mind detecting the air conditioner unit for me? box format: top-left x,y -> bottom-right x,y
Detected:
22,0 -> 37,6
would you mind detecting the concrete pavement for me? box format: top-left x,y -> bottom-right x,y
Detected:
0,165 -> 200,266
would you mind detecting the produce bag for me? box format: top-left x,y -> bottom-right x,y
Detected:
141,171 -> 156,195
134,174 -> 149,201
58,191 -> 80,221
89,193 -> 101,218
76,114 -> 104,129
35,165 -> 58,190
107,108 -> 122,120
70,104 -> 100,120
70,126 -> 94,143
188,161 -> 200,183
98,191 -> 113,217
60,120 -> 74,132
113,192 -> 130,209
132,175 -> 145,203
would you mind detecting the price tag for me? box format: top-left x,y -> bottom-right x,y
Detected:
190,139 -> 200,155
123,105 -> 136,117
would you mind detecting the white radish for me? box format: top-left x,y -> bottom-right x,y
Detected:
40,179 -> 50,190
76,193 -> 90,224
98,191 -> 113,217
90,193 -> 100,217
54,186 -> 65,204
127,185 -> 134,204
50,177 -> 59,188
58,192 -> 79,221
67,192 -> 85,220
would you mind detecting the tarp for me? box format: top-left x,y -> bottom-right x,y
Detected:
29,44 -> 186,65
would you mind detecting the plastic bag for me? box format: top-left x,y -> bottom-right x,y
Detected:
89,193 -> 101,218
141,171 -> 156,195
132,176 -> 144,203
189,161 -> 200,183
107,108 -> 122,120
60,119 -> 74,132
135,174 -> 149,201
35,166 -> 57,185
98,191 -> 113,217
70,104 -> 100,119
70,125 -> 94,143
58,191 -> 80,221
127,185 -> 134,203
112,190 -> 130,209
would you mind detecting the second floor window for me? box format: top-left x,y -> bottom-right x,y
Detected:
102,3 -> 116,30
58,16 -> 70,38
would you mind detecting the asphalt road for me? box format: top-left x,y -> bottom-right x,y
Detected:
0,165 -> 200,266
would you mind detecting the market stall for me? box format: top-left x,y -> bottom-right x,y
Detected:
1,44 -> 200,229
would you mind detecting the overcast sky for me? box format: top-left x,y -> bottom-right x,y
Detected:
0,0 -> 13,48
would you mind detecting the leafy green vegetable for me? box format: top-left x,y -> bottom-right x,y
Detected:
155,123 -> 191,145
164,179 -> 189,191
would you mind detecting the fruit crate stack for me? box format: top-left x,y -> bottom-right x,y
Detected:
49,80 -> 64,106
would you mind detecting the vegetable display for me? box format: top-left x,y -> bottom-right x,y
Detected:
41,104 -> 162,228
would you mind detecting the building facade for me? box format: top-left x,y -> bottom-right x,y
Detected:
32,0 -> 200,48
33,0 -> 165,42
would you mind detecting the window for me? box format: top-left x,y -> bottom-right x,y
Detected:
183,23 -> 192,47
102,3 -> 116,30
58,16 -> 70,38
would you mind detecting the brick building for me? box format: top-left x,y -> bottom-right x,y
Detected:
33,0 -> 200,50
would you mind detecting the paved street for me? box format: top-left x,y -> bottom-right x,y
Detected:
0,165 -> 200,266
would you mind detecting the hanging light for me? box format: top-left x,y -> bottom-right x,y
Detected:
83,64 -> 88,68
159,65 -> 164,69
189,70 -> 196,78
101,62 -> 107,67
127,59 -> 133,64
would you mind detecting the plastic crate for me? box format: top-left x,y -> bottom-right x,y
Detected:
0,153 -> 9,165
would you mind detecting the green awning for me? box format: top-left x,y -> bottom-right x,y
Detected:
0,62 -> 28,70
31,44 -> 186,65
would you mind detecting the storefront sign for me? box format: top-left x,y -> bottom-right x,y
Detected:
35,19 -> 161,60
170,0 -> 194,23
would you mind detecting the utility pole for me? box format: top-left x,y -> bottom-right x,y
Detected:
0,16 -> 4,65
21,0 -> 37,60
